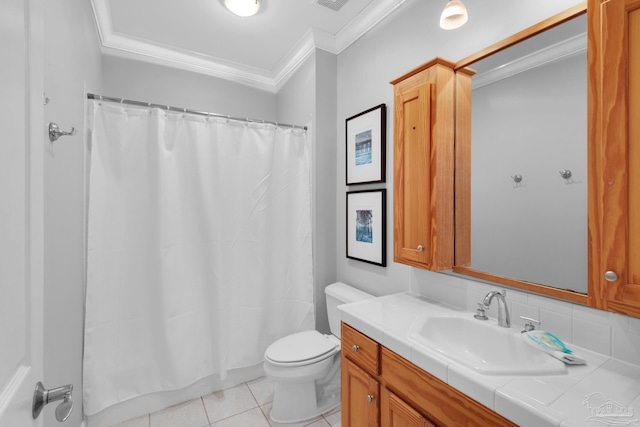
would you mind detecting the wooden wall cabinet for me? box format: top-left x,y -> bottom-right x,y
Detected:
341,323 -> 516,427
589,0 -> 640,317
391,58 -> 459,271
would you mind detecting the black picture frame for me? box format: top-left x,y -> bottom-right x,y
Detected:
346,189 -> 387,267
345,104 -> 386,185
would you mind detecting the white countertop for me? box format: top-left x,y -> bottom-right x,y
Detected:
339,292 -> 640,427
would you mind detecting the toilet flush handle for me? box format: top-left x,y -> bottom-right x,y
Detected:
352,345 -> 359,352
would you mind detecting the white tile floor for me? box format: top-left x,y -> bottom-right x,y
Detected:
110,377 -> 341,427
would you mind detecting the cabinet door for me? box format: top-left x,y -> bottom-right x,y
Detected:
591,0 -> 640,316
392,59 -> 456,271
394,80 -> 432,267
342,356 -> 379,427
381,387 -> 435,427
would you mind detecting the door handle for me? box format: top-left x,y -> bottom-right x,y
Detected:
33,381 -> 74,421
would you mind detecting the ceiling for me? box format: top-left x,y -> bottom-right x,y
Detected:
91,0 -> 409,93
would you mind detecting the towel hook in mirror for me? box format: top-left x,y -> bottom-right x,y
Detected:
48,122 -> 77,142
559,169 -> 572,180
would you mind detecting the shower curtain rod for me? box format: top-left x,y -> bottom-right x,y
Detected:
87,93 -> 308,131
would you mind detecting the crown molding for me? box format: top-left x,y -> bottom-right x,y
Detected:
334,0 -> 407,53
273,28 -> 325,92
91,0 -> 407,93
473,32 -> 587,90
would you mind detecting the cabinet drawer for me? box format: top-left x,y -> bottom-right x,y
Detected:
341,322 -> 380,375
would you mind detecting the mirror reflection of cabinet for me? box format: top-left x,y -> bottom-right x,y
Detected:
452,4 -> 591,305
589,0 -> 640,317
451,0 -> 640,318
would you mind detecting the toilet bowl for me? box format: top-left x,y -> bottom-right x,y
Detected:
263,282 -> 374,424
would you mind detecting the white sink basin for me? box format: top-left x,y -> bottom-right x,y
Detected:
408,315 -> 567,375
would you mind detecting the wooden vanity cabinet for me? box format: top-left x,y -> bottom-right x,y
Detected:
341,323 -> 516,427
381,386 -> 435,427
342,357 -> 380,427
589,0 -> 640,317
391,58 -> 458,271
341,323 -> 380,426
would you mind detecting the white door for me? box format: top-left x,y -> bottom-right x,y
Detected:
0,0 -> 45,425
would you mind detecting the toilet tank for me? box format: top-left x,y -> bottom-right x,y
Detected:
325,282 -> 374,338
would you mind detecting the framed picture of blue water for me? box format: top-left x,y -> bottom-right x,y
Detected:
345,104 -> 386,185
346,189 -> 386,266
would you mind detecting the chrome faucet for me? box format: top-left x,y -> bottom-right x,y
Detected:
482,290 -> 511,328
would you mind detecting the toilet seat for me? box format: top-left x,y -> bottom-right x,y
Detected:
265,330 -> 339,367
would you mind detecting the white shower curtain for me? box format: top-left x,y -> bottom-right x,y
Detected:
83,100 -> 314,416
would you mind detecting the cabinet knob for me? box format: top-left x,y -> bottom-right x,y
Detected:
417,245 -> 424,252
604,271 -> 619,282
352,345 -> 359,352
366,394 -> 374,403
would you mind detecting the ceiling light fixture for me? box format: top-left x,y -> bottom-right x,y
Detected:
439,0 -> 468,30
224,0 -> 260,17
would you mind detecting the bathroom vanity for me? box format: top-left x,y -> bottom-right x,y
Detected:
339,293 -> 640,427
341,322 -> 514,426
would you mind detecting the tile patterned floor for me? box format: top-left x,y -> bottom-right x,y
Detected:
110,377 -> 341,427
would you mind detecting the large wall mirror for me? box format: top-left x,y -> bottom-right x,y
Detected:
453,3 -> 589,304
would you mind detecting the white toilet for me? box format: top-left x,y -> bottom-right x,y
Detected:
263,282 -> 374,424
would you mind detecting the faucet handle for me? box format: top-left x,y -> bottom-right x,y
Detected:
520,316 -> 540,333
474,303 -> 489,320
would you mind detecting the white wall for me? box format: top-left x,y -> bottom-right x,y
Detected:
277,50 -> 338,334
43,1 -> 102,426
335,0 -> 585,297
101,56 -> 276,120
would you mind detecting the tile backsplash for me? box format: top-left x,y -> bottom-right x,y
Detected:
412,269 -> 640,365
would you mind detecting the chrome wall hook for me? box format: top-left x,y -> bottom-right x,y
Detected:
559,169 -> 572,180
511,174 -> 525,188
48,122 -> 77,142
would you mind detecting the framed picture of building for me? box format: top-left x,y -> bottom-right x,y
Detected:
346,189 -> 386,266
345,104 -> 386,185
